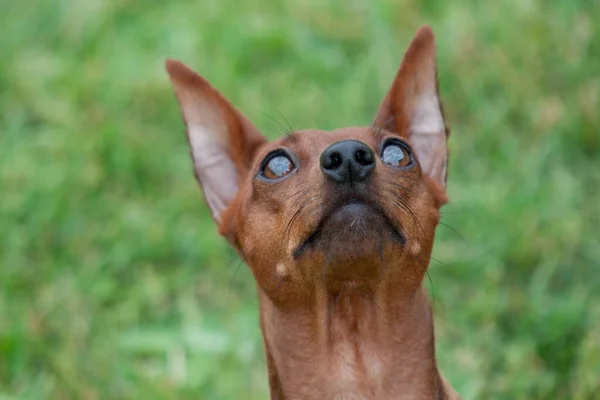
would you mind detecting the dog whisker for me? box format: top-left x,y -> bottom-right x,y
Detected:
438,220 -> 468,245
368,287 -> 391,326
260,110 -> 294,137
228,257 -> 246,297
273,109 -> 296,140
425,270 -> 436,307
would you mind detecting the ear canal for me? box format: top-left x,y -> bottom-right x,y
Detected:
165,59 -> 267,221
374,26 -> 450,194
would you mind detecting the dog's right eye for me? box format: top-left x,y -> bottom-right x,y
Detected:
261,152 -> 295,180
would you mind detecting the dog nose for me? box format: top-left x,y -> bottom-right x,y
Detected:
320,140 -> 375,184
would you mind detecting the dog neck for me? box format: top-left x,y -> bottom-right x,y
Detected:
258,277 -> 450,400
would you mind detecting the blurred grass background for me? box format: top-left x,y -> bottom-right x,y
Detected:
1,0 -> 599,399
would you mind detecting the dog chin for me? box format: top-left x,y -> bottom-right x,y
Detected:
292,203 -> 404,262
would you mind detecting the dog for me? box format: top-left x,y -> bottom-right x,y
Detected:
166,25 -> 459,400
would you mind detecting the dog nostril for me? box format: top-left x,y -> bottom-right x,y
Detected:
354,149 -> 374,166
324,151 -> 343,170
320,140 -> 375,184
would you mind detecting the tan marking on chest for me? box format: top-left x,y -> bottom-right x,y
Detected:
325,336 -> 385,399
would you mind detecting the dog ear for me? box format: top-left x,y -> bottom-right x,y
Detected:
374,26 -> 449,199
166,59 -> 267,222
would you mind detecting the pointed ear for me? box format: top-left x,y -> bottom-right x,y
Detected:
374,26 -> 449,196
165,59 -> 267,222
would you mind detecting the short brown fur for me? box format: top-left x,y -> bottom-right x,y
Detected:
166,26 -> 460,399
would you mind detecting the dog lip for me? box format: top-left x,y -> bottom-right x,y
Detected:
292,198 -> 405,260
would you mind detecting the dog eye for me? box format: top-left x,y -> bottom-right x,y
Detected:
381,141 -> 412,168
262,153 -> 295,179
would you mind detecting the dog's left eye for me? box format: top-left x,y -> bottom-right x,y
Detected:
381,141 -> 412,168
262,153 -> 295,179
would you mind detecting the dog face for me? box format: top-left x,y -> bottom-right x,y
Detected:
166,26 -> 449,304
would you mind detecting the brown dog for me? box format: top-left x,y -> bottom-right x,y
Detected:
166,25 -> 459,400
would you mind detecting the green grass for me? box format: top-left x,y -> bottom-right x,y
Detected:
1,0 -> 599,399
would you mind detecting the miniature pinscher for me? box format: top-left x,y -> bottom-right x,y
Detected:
166,25 -> 460,400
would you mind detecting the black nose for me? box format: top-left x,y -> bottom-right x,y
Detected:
320,140 -> 375,184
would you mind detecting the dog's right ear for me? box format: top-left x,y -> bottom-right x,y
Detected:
165,59 -> 267,223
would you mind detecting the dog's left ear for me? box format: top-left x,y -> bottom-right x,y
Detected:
374,26 -> 449,202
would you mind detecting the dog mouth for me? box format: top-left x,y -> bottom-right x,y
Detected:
292,198 -> 405,259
